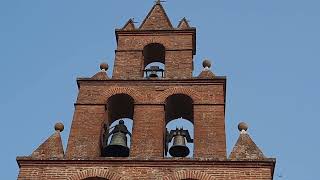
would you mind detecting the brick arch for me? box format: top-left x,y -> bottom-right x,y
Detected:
67,169 -> 122,180
156,87 -> 201,104
143,43 -> 166,70
164,170 -> 215,180
144,39 -> 169,49
102,87 -> 144,103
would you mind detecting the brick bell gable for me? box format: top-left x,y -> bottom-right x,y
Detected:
17,2 -> 275,179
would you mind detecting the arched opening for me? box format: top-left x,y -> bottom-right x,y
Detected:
143,43 -> 165,78
107,94 -> 134,123
102,94 -> 134,157
83,178 -> 108,180
164,94 -> 194,158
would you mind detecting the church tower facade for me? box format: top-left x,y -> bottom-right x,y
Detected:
17,2 -> 275,179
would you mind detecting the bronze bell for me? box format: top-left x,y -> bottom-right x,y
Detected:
145,65 -> 165,78
166,128 -> 193,157
103,120 -> 131,157
149,72 -> 159,78
169,130 -> 189,157
148,66 -> 160,78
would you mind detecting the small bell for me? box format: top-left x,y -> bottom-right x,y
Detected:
149,71 -> 158,78
145,66 -> 164,78
103,120 -> 131,157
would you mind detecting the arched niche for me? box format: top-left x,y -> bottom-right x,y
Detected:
143,43 -> 165,78
107,93 -> 134,124
165,94 -> 194,157
165,94 -> 193,123
102,94 -> 134,157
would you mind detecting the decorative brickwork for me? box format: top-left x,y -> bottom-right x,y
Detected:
75,80 -> 226,105
139,2 -> 173,30
165,170 -> 215,180
229,131 -> 266,160
177,18 -> 191,29
67,169 -> 121,180
156,87 -> 201,104
102,87 -> 143,103
31,131 -> 64,160
122,19 -> 135,31
198,70 -> 215,79
91,72 -> 108,80
17,159 -> 275,179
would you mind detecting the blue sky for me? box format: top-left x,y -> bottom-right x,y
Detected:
1,0 -> 320,179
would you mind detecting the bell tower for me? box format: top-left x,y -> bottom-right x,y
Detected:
113,2 -> 195,80
17,2 -> 276,180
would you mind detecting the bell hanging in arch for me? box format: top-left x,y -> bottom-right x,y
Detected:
103,120 -> 131,157
166,128 -> 193,157
169,131 -> 189,157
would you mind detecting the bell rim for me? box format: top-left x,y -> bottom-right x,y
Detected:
169,145 -> 190,157
103,144 -> 130,157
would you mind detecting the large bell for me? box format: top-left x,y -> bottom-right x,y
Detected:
104,131 -> 129,157
169,132 -> 190,157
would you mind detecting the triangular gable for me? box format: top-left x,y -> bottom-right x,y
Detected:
177,17 -> 191,29
139,2 -> 173,30
122,19 -> 136,30
31,131 -> 64,160
229,132 -> 266,160
198,70 -> 215,79
91,71 -> 109,80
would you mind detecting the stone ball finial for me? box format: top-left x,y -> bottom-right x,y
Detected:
100,63 -> 109,71
238,122 -> 248,132
54,122 -> 64,132
202,59 -> 212,68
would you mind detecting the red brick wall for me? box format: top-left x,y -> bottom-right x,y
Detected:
130,105 -> 165,158
65,79 -> 226,160
75,80 -> 225,105
116,34 -> 193,50
165,50 -> 193,79
194,105 -> 226,159
17,160 -> 275,180
113,32 -> 195,79
113,51 -> 143,79
66,105 -> 106,159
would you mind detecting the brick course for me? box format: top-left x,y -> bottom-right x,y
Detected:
17,159 -> 275,180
